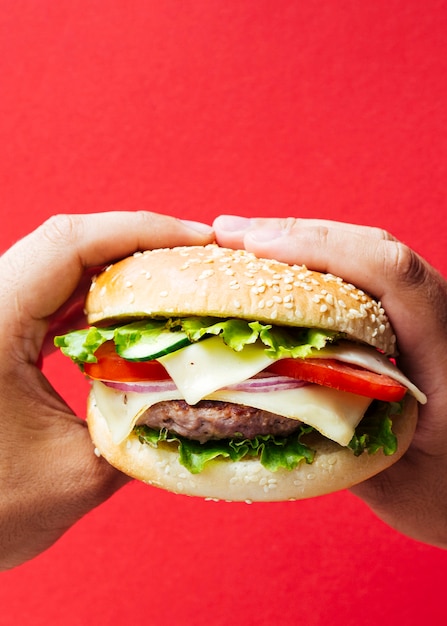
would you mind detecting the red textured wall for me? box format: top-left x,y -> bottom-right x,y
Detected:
1,2 -> 446,624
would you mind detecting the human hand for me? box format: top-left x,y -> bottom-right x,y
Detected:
0,211 -> 214,570
214,215 -> 447,548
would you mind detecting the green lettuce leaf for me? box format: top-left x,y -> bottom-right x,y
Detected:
348,401 -> 401,456
134,425 -> 316,474
134,401 -> 401,474
54,326 -> 116,364
54,316 -> 339,365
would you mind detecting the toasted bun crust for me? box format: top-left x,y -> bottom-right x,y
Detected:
87,392 -> 418,502
86,244 -> 397,355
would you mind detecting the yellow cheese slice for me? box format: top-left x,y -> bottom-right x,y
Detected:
92,380 -> 371,448
158,336 -> 274,405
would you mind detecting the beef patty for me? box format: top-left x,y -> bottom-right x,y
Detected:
136,399 -> 301,443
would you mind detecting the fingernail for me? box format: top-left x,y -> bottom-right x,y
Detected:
181,220 -> 214,235
214,215 -> 252,232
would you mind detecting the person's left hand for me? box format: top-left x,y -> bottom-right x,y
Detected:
0,211 -> 214,570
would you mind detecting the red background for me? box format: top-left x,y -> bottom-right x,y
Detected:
1,2 -> 447,624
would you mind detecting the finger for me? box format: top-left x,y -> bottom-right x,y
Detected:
214,215 -> 447,394
213,215 -> 406,300
213,215 -> 397,255
42,271 -> 94,356
214,214 -> 423,310
0,212 -> 214,354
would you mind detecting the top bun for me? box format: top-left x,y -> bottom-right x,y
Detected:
86,244 -> 397,355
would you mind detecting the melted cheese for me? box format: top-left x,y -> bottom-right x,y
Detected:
93,380 -> 180,445
92,335 -> 425,451
92,380 -> 371,448
158,336 -> 273,405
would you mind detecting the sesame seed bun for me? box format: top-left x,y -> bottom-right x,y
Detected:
84,244 -> 417,501
86,244 -> 397,355
87,393 -> 418,502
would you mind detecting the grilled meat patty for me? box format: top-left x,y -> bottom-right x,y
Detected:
137,399 -> 301,443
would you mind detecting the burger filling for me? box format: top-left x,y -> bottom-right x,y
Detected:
55,316 -> 425,474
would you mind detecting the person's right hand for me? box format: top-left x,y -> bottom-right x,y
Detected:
214,215 -> 447,548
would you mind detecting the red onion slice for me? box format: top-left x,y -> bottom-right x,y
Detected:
103,380 -> 178,394
225,376 -> 308,393
102,374 -> 307,395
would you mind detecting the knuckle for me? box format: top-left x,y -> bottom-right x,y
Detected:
384,241 -> 426,288
370,226 -> 395,241
312,224 -> 331,249
278,217 -> 300,234
39,214 -> 84,247
251,216 -> 301,236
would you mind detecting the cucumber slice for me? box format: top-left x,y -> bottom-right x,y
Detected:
113,321 -> 191,361
116,328 -> 191,361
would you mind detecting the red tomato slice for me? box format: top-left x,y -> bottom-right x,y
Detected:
84,341 -> 170,382
266,358 -> 407,402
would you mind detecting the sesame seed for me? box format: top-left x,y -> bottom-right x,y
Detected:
347,308 -> 360,319
198,269 -> 215,280
160,291 -> 169,297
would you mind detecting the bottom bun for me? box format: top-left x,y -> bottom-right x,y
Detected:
87,392 -> 418,502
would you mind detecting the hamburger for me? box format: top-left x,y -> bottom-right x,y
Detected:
55,244 -> 425,502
